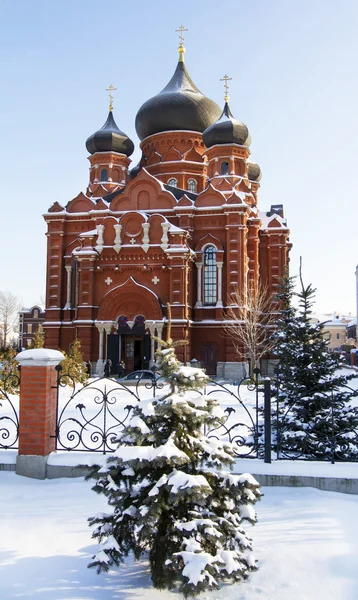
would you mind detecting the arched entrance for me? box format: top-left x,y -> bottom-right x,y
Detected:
107,315 -> 151,374
96,277 -> 164,375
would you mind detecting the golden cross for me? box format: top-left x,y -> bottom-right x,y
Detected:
175,24 -> 188,46
220,74 -> 232,102
106,84 -> 117,111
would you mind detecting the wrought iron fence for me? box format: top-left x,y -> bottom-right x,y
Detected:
202,369 -> 265,460
0,372 -> 20,450
54,367 -> 265,457
54,368 -> 166,453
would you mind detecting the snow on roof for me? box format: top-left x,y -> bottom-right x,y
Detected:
79,229 -> 98,237
311,313 -> 354,326
259,210 -> 288,229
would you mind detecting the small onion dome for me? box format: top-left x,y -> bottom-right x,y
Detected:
135,57 -> 221,141
86,111 -> 134,157
202,102 -> 250,148
247,161 -> 262,182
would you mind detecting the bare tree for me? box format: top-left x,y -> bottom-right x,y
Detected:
223,282 -> 276,376
0,291 -> 21,348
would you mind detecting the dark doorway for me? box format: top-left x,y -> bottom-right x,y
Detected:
107,334 -> 119,375
201,342 -> 217,376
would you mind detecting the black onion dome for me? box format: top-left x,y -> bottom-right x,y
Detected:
202,102 -> 250,148
247,161 -> 262,182
86,111 -> 134,156
135,58 -> 221,140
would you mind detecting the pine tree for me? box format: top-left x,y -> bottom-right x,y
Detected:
272,269 -> 358,460
60,338 -> 88,386
86,312 -> 261,596
0,347 -> 19,393
30,324 -> 45,349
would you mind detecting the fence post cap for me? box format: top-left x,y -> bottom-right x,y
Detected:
15,348 -> 65,367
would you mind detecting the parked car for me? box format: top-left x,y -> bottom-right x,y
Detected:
118,370 -> 161,384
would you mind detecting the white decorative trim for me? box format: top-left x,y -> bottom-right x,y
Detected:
142,222 -> 150,253
161,222 -> 170,250
114,224 -> 122,253
95,224 -> 104,254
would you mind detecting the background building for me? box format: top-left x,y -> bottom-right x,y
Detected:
18,306 -> 45,349
43,44 -> 291,378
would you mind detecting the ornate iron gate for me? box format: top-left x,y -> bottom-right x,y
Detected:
0,372 -> 20,450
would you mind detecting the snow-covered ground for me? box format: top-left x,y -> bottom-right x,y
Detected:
1,472 -> 357,600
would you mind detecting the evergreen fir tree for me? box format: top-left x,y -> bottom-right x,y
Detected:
0,347 -> 19,393
86,311 -> 261,596
30,325 -> 45,349
60,338 -> 88,386
272,268 -> 358,460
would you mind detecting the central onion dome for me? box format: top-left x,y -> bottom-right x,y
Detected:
86,111 -> 134,156
135,52 -> 221,141
203,101 -> 251,148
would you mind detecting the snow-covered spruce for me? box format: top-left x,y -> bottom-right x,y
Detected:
86,336 -> 260,597
271,274 -> 358,460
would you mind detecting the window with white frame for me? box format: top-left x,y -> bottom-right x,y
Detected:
34,309 -> 39,318
188,178 -> 197,193
27,324 -> 32,334
168,178 -> 178,187
203,245 -> 217,305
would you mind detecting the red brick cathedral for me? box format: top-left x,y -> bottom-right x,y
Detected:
44,42 -> 290,378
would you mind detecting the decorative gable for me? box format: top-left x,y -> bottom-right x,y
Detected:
47,201 -> 65,213
66,192 -> 94,213
183,147 -> 203,162
195,183 -> 226,208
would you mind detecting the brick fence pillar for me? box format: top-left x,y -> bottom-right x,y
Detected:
15,348 -> 65,479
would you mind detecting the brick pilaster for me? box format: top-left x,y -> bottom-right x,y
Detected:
15,349 -> 65,478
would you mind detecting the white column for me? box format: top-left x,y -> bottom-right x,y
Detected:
156,322 -> 164,342
216,262 -> 223,308
161,222 -> 170,250
104,323 -> 113,360
195,263 -> 203,308
95,224 -> 104,254
64,265 -> 72,309
148,323 -> 156,368
96,323 -> 105,375
142,222 -> 150,253
114,224 -> 122,253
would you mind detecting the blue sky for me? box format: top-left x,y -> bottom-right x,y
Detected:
1,0 -> 357,315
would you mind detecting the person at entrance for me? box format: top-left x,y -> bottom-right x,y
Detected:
104,359 -> 112,378
118,360 -> 126,377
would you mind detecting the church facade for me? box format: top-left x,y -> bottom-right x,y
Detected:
43,43 -> 291,378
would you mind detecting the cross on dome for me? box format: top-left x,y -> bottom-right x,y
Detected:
175,24 -> 188,60
220,74 -> 232,102
106,84 -> 117,112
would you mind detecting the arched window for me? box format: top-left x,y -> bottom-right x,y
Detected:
203,245 -> 217,305
33,309 -> 38,318
221,161 -> 229,175
188,178 -> 197,193
100,168 -> 108,181
168,178 -> 177,187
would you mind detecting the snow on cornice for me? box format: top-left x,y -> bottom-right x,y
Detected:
259,211 -> 288,230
